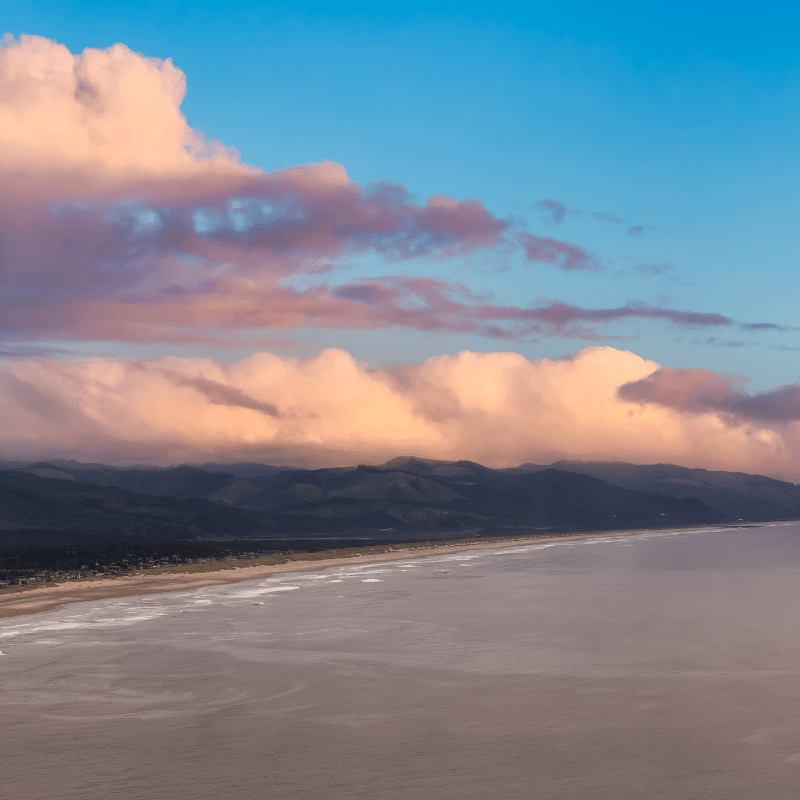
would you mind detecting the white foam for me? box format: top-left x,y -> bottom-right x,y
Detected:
337,569 -> 391,579
432,552 -> 482,561
226,585 -> 300,599
360,578 -> 384,583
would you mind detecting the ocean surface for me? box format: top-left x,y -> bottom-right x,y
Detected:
3,524 -> 800,799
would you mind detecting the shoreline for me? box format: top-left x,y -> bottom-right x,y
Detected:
0,526 -> 721,619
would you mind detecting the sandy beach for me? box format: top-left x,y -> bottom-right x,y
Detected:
0,528 -> 664,619
5,523 -> 799,800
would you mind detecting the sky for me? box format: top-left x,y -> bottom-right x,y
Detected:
3,1 -> 800,476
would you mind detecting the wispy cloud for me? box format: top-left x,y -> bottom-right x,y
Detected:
160,370 -> 282,417
516,233 -> 599,271
619,367 -> 800,423
535,198 -> 654,238
0,343 -> 80,359
636,262 -> 673,276
535,198 -> 571,224
591,211 -> 624,224
537,199 -> 629,228
628,224 -> 660,237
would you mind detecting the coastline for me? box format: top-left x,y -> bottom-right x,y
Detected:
0,526 -> 706,619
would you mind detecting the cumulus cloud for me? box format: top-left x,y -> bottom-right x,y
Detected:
3,347 -> 800,478
0,34 -> 242,177
0,35 -> 511,345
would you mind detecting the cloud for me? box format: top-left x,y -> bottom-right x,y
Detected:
518,301 -> 733,331
3,347 -> 800,479
1,268 -> 777,346
280,282 -> 759,341
701,337 -> 747,348
535,198 -> 570,223
1,165 -> 509,343
619,367 -> 800,423
158,370 -> 281,417
740,322 -> 789,331
517,233 -> 599,271
0,34 -> 242,177
0,36 -> 790,351
636,262 -> 672,275
627,224 -> 659,237
591,211 -> 624,224
538,202 -> 624,226
0,36 -> 510,345
0,343 -> 79,359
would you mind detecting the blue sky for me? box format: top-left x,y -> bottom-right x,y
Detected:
4,0 -> 800,390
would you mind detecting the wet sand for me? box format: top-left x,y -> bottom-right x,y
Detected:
0,528 -> 658,618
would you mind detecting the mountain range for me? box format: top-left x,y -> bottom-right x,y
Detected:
2,456 -> 798,545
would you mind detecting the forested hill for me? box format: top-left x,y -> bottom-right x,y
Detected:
0,457 -> 732,544
506,460 -> 800,521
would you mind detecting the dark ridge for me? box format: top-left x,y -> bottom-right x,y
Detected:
505,460 -> 800,521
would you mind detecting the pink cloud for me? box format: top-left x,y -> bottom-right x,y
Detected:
516,232 -> 598,271
0,36 -> 789,350
0,35 -> 245,177
0,38 -> 519,346
627,224 -> 660,237
4,347 -> 800,479
1,269 -> 774,346
0,169 -> 511,343
510,302 -> 733,330
619,367 -> 800,423
536,198 -> 569,223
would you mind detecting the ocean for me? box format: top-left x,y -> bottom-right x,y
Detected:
3,524 -> 800,799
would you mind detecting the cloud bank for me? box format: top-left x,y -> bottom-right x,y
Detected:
3,347 -> 800,479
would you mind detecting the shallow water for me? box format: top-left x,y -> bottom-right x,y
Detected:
3,524 -> 800,799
